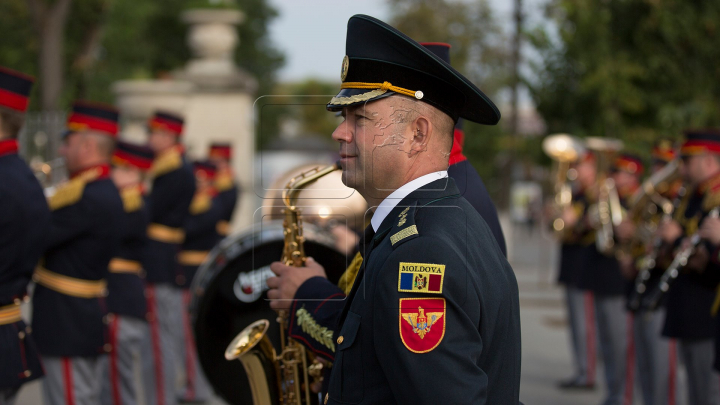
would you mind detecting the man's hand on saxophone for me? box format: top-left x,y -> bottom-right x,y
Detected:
266,257 -> 328,310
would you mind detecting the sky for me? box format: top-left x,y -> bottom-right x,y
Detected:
267,0 -> 549,84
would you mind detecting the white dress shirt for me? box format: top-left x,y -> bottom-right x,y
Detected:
370,170 -> 449,232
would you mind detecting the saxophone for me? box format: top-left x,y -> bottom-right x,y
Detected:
225,162 -> 340,405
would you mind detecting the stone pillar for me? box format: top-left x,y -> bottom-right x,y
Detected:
112,80 -> 195,143
177,8 -> 258,232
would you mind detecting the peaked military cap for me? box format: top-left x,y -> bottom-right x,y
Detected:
327,15 -> 500,125
0,66 -> 34,113
209,142 -> 232,160
113,141 -> 154,171
66,100 -> 120,138
193,160 -> 217,179
149,111 -> 184,137
614,153 -> 644,175
651,139 -> 676,165
681,129 -> 720,156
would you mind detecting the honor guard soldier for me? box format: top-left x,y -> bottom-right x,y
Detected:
208,143 -> 239,238
266,41 -> 511,373
555,151 -> 598,390
141,111 -> 195,405
100,141 -> 154,405
267,15 -> 521,404
0,67 -> 50,405
657,130 -> 720,405
32,101 -> 124,405
175,160 -> 221,402
623,142 -> 681,405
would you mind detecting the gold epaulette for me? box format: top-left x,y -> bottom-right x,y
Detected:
46,167 -> 101,211
296,306 -> 335,352
703,186 -> 720,212
215,171 -> 234,192
150,147 -> 182,177
337,252 -> 363,295
121,185 -> 143,213
189,191 -> 212,215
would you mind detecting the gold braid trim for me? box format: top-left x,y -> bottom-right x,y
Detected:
703,188 -> 720,212
215,172 -> 234,192
189,191 -> 212,215
47,167 -> 101,211
296,306 -> 335,352
329,89 -> 388,106
150,147 -> 182,177
121,185 -> 143,213
340,81 -> 418,98
338,252 -> 363,295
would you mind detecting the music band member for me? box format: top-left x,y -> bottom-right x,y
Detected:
208,143 -> 239,238
0,66 -> 50,405
267,15 -> 521,404
657,129 -> 720,405
33,101 -> 124,405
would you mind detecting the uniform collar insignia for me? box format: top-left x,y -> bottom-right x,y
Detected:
150,145 -> 183,177
0,139 -> 19,157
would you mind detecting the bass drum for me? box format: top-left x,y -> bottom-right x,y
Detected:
190,220 -> 347,405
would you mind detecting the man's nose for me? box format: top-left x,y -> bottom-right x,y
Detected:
331,119 -> 352,144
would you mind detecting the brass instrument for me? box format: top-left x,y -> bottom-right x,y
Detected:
30,157 -> 66,192
616,159 -> 681,261
542,134 -> 586,233
225,162 -> 341,405
641,207 -> 720,311
586,137 -> 624,255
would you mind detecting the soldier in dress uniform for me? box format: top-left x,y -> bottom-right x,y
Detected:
265,41 -> 510,377
175,160 -> 221,402
208,143 -> 239,238
100,141 -> 154,405
140,111 -> 196,405
0,66 -> 50,405
32,101 -> 124,405
576,153 -> 640,405
619,142 -> 681,405
656,129 -> 720,405
555,151 -> 598,390
267,15 -> 521,404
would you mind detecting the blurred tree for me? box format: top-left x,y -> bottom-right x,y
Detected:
527,0 -> 720,157
0,0 -> 283,110
389,0 -> 511,201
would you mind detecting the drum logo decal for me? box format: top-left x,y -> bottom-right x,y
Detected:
233,266 -> 275,303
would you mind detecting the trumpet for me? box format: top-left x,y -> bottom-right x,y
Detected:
225,162 -> 341,405
542,134 -> 585,234
585,137 -> 624,255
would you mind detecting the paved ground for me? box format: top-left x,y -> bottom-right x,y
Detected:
15,219 -> 611,405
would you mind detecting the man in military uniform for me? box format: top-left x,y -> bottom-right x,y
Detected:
208,143 -> 239,238
0,66 -> 50,405
32,101 -> 124,404
140,111 -> 196,405
266,41 -> 510,376
657,130 -> 720,405
175,160 -> 221,402
267,15 -> 521,404
620,142 -> 681,405
554,152 -> 598,390
101,141 -> 154,405
576,153 -> 640,405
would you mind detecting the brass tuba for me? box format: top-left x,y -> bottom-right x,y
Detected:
542,133 -> 586,233
585,137 -> 624,255
225,162 -> 341,405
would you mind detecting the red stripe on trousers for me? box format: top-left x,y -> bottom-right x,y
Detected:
624,314 -> 635,405
146,285 -> 165,405
182,290 -> 196,400
109,316 -> 121,405
62,357 -> 75,405
585,292 -> 596,384
669,339 -> 677,405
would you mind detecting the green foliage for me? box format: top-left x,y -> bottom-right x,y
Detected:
0,0 -> 283,109
527,0 -> 720,159
389,0 -> 511,198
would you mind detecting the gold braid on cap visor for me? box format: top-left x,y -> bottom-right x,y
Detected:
329,81 -> 423,106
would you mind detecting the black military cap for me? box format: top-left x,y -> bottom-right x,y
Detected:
326,15 -> 500,125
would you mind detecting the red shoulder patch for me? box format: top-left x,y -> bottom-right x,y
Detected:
399,297 -> 446,353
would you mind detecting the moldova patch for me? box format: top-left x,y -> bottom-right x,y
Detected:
399,297 -> 446,353
397,262 -> 445,294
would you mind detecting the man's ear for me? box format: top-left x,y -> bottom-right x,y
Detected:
408,116 -> 431,156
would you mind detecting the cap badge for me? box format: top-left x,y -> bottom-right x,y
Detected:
341,55 -> 350,82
